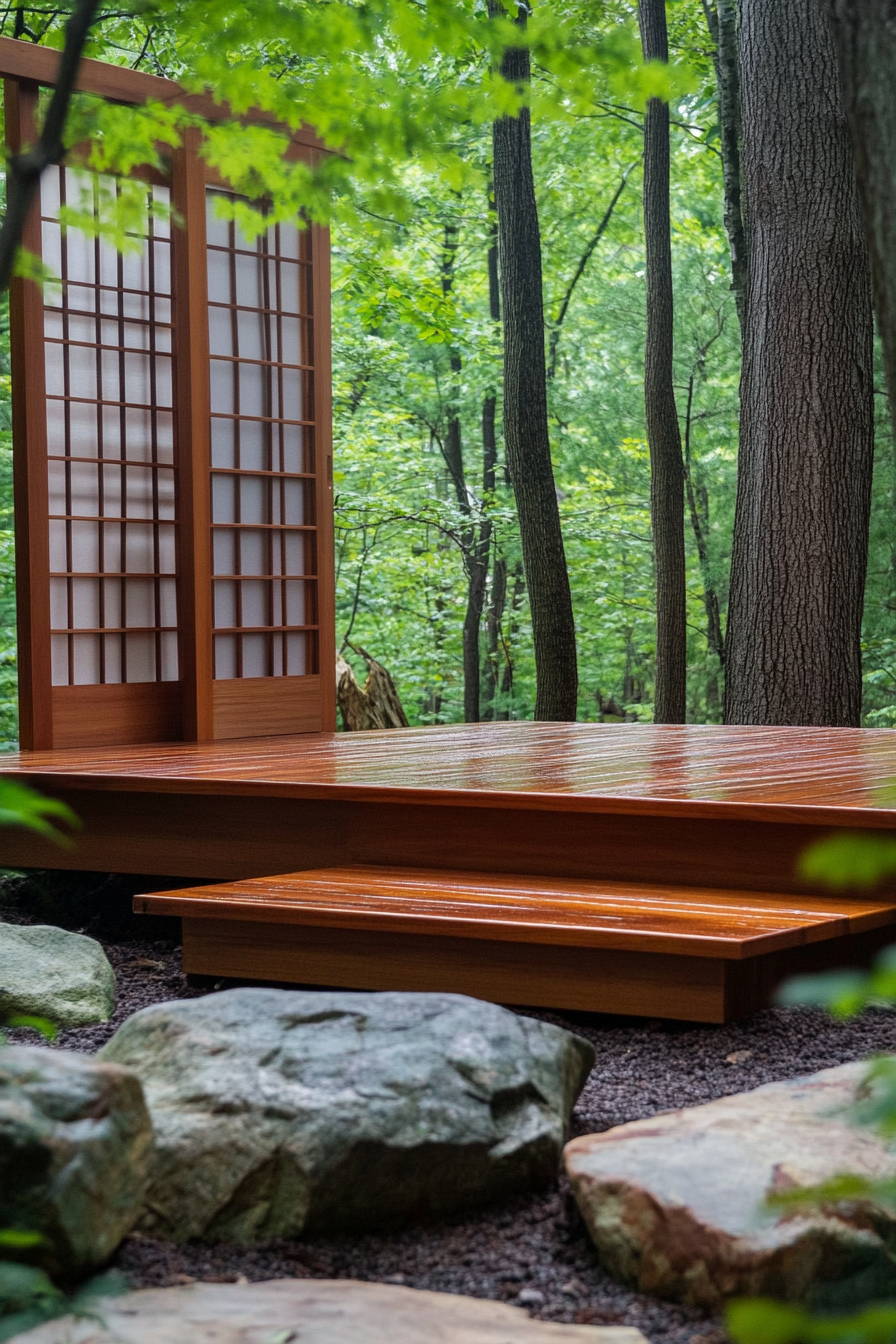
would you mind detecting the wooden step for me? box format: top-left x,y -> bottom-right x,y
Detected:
135,866 -> 896,1024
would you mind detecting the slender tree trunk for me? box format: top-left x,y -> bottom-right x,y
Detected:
499,560 -> 526,716
480,174 -> 502,721
683,349 -> 725,671
823,0 -> 896,433
488,0 -> 578,721
482,554 -> 506,718
724,0 -> 874,726
547,171 -> 629,380
639,0 -> 687,723
702,0 -> 746,323
438,210 -> 489,722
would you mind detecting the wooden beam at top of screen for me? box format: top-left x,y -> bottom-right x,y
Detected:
0,37 -> 326,152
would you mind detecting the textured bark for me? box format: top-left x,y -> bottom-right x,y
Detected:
823,0 -> 896,431
639,0 -> 687,724
481,553 -> 506,718
724,0 -> 874,726
489,0 -> 578,721
702,0 -> 746,322
480,179 -> 502,721
684,369 -> 724,671
439,212 -> 489,722
336,648 -> 409,731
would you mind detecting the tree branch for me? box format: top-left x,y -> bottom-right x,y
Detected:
0,0 -> 102,293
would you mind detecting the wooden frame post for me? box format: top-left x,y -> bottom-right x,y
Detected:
6,78 -> 52,749
172,128 -> 214,740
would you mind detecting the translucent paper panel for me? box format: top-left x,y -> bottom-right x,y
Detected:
42,167 -> 179,686
206,188 -> 316,680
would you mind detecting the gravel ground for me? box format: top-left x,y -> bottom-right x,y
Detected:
7,901 -> 896,1344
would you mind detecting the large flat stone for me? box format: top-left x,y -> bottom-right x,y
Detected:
565,1061 -> 896,1311
0,923 -> 114,1029
0,1045 -> 153,1276
6,1278 -> 646,1344
100,987 -> 594,1240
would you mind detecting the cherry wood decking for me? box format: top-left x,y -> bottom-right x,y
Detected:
137,864 -> 896,1023
4,722 -> 896,1021
1,722 -> 896,886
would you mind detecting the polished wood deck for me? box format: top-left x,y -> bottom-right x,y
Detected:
5,723 -> 896,1020
3,721 -> 896,823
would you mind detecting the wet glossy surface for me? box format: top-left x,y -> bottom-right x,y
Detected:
140,863 -> 896,959
5,722 -> 896,820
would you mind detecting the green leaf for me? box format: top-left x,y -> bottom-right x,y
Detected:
798,833 -> 896,889
0,1231 -> 45,1249
0,780 -> 79,847
3,1015 -> 57,1041
728,1297 -> 896,1344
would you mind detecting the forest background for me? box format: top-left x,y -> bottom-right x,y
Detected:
0,0 -> 892,743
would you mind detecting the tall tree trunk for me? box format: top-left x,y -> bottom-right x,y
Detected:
480,173 -> 502,721
823,0 -> 896,432
683,371 -> 724,671
639,0 -> 687,724
702,0 -> 747,324
482,555 -> 506,719
723,0 -> 874,726
499,560 -> 526,716
488,0 -> 578,721
438,210 -> 488,722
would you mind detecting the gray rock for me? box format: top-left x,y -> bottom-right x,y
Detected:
564,1060 -> 896,1310
6,1277 -> 647,1344
0,1045 -> 153,1276
100,987 -> 594,1241
0,923 -> 115,1028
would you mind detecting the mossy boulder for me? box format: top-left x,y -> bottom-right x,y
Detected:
0,923 -> 114,1029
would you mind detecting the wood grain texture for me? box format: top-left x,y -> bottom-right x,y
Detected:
178,914 -> 896,1023
52,683 -> 182,748
173,131 -> 214,741
180,915 -> 732,1021
212,676 -> 322,739
136,864 -> 896,958
6,79 -> 52,750
5,723 -> 896,827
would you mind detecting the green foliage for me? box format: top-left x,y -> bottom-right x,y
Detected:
727,832 -> 896,1344
0,1013 -> 56,1039
0,780 -> 78,846
0,1264 -> 125,1343
780,944 -> 896,1018
799,834 -> 896,891
728,1298 -> 896,1344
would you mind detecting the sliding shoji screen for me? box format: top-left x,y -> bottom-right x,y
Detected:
204,186 -> 332,738
6,79 -> 334,749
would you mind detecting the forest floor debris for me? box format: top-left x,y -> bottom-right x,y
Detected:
7,921 -> 896,1344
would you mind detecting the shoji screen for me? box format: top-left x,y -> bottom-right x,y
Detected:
7,78 -> 334,749
43,168 -> 179,694
202,185 -> 333,739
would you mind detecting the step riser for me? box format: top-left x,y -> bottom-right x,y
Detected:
3,786 -> 894,895
182,918 -> 896,1025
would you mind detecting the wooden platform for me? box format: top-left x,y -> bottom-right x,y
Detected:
4,722 -> 896,1020
138,864 -> 896,1022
